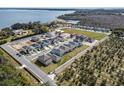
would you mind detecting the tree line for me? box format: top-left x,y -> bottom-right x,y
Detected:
0,21 -> 50,45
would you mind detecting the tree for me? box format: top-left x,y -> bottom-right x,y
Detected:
40,26 -> 49,33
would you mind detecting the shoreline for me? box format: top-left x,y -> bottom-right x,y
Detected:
0,9 -> 75,29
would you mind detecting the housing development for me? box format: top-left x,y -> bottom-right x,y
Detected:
0,8 -> 124,86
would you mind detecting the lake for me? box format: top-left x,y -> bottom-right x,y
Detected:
0,9 -> 74,28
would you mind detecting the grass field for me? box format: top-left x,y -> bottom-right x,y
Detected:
34,45 -> 88,73
63,28 -> 107,40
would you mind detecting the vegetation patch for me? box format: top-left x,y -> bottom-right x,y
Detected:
0,48 -> 40,85
56,32 -> 124,86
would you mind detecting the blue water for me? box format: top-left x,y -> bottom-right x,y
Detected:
0,9 -> 74,28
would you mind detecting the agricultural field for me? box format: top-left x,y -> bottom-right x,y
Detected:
56,33 -> 124,86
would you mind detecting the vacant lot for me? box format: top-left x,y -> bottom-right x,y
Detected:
63,28 -> 106,40
34,45 -> 88,73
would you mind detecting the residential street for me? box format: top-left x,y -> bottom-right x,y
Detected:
0,44 -> 56,86
0,30 -> 109,85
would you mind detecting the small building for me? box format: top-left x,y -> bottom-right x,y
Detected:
32,29 -> 40,34
69,41 -> 78,48
51,48 -> 65,57
50,38 -> 58,45
59,45 -> 70,53
42,40 -> 50,46
85,37 -> 94,43
31,36 -> 39,42
21,46 -> 34,54
48,53 -> 61,63
45,39 -> 53,44
75,35 -> 86,41
38,54 -> 52,66
31,43 -> 42,51
73,39 -> 83,46
12,29 -> 27,35
64,43 -> 74,50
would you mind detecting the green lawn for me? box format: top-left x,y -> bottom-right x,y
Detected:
34,45 -> 88,73
63,28 -> 107,40
4,36 -> 13,42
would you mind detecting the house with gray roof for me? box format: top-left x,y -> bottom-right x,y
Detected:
48,53 -> 61,63
31,43 -> 42,51
21,46 -> 35,54
85,37 -> 94,43
59,45 -> 70,53
64,43 -> 74,51
31,36 -> 39,42
69,41 -> 81,47
38,54 -> 52,66
50,48 -> 65,57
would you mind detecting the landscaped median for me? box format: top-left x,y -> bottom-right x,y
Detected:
63,28 -> 107,40
33,45 -> 88,74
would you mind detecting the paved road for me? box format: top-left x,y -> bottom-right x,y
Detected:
0,44 -> 56,86
54,36 -> 109,74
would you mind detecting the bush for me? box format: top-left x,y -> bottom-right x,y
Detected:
0,40 -> 7,45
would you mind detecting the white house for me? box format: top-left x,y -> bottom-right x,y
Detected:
12,29 -> 27,35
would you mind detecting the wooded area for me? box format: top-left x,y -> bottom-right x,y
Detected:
56,30 -> 124,86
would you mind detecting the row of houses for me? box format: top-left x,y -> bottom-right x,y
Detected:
53,21 -> 110,32
37,40 -> 83,66
19,31 -> 94,66
70,33 -> 94,43
20,31 -> 94,56
36,33 -> 95,66
20,33 -> 67,55
50,41 -> 82,57
70,25 -> 110,32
